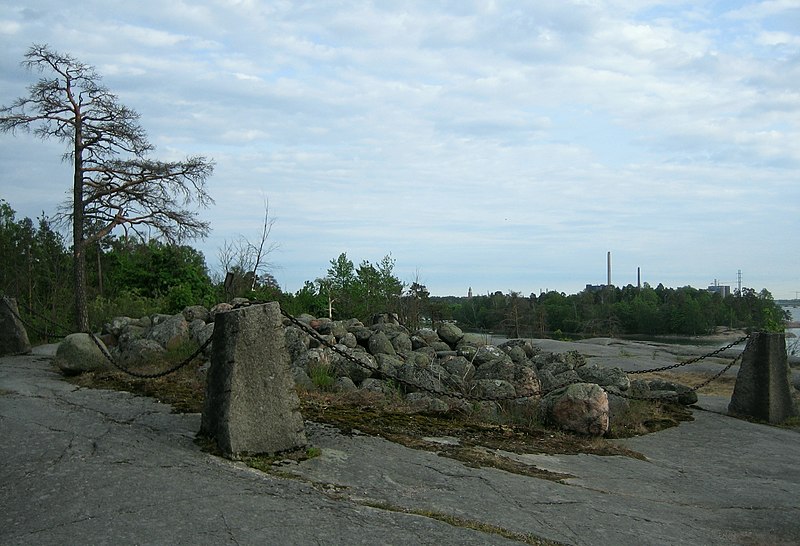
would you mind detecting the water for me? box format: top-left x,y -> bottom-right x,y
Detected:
783,305 -> 800,358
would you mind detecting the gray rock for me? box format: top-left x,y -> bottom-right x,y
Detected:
414,328 -> 440,345
540,382 -> 609,436
396,363 -> 445,395
340,332 -> 358,349
470,379 -> 516,400
406,392 -> 449,413
54,333 -> 110,375
576,364 -> 630,391
331,348 -> 374,384
437,323 -> 464,346
103,316 -> 135,337
368,331 -> 396,356
330,321 -> 348,340
390,332 -> 413,353
182,305 -> 210,323
117,325 -> 146,348
209,303 -> 233,321
147,314 -> 190,351
472,345 -> 510,367
546,370 -> 582,392
473,359 -> 516,382
0,297 -> 31,356
498,339 -> 540,359
360,377 -> 388,394
375,353 -> 404,376
442,356 -> 475,382
292,367 -> 314,391
151,313 -> 173,326
117,338 -> 166,367
284,326 -> 311,361
334,376 -> 358,393
350,326 -> 372,345
648,379 -> 698,406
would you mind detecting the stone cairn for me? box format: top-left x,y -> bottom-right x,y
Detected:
62,299 -> 699,436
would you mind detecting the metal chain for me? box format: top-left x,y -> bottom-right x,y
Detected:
607,352 -> 743,401
2,293 -> 211,379
1,296 -> 71,340
627,334 -> 750,375
280,308 -> 754,404
87,330 -> 213,379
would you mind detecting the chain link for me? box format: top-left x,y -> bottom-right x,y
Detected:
2,293 -> 211,379
1,295 -> 71,340
627,334 -> 750,375
87,330 -> 213,379
2,294 -> 751,399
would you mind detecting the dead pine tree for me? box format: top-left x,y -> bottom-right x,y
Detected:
1,44 -> 214,331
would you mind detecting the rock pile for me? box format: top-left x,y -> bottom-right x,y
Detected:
60,301 -> 699,436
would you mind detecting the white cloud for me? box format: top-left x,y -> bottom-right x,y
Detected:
1,0 -> 798,298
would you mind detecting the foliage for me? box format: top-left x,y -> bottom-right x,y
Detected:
101,237 -> 215,312
0,200 -> 72,341
441,283 -> 788,338
313,252 -> 404,321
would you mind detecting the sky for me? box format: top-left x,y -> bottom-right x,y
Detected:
1,1 -> 799,299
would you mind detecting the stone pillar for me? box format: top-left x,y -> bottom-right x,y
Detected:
0,297 -> 31,356
200,302 -> 306,458
728,333 -> 798,424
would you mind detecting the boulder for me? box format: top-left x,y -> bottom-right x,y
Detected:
576,364 -> 630,391
470,379 -> 516,400
647,379 -> 698,405
368,331 -> 396,356
103,316 -> 135,337
442,356 -> 475,382
284,326 -> 311,361
396,362 -> 445,395
498,339 -> 540,359
472,345 -> 510,367
473,358 -> 516,382
209,303 -> 233,321
182,305 -> 210,323
117,338 -> 166,367
540,382 -> 609,436
331,348 -> 374,384
339,332 -> 358,349
406,392 -> 449,413
0,297 -> 31,356
54,333 -> 110,375
437,322 -> 464,347
334,376 -> 358,393
147,314 -> 189,351
389,332 -> 413,353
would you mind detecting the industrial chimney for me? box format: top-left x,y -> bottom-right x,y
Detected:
607,251 -> 612,287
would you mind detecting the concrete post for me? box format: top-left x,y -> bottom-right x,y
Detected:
0,297 -> 32,357
728,332 -> 798,424
200,302 -> 306,458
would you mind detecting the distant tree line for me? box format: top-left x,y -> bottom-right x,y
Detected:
0,198 -> 786,342
439,284 -> 788,338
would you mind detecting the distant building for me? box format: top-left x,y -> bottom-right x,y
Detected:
707,284 -> 731,298
585,284 -> 606,293
468,287 -> 473,299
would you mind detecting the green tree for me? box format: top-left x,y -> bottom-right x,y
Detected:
1,44 -> 214,330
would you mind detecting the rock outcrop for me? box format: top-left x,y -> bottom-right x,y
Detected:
82,300 -> 700,437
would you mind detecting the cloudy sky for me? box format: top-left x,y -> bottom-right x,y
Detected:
1,1 -> 798,299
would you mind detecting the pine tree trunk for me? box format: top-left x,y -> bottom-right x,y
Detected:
72,114 -> 89,332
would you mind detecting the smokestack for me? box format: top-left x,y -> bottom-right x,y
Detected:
637,267 -> 641,289
607,251 -> 612,287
